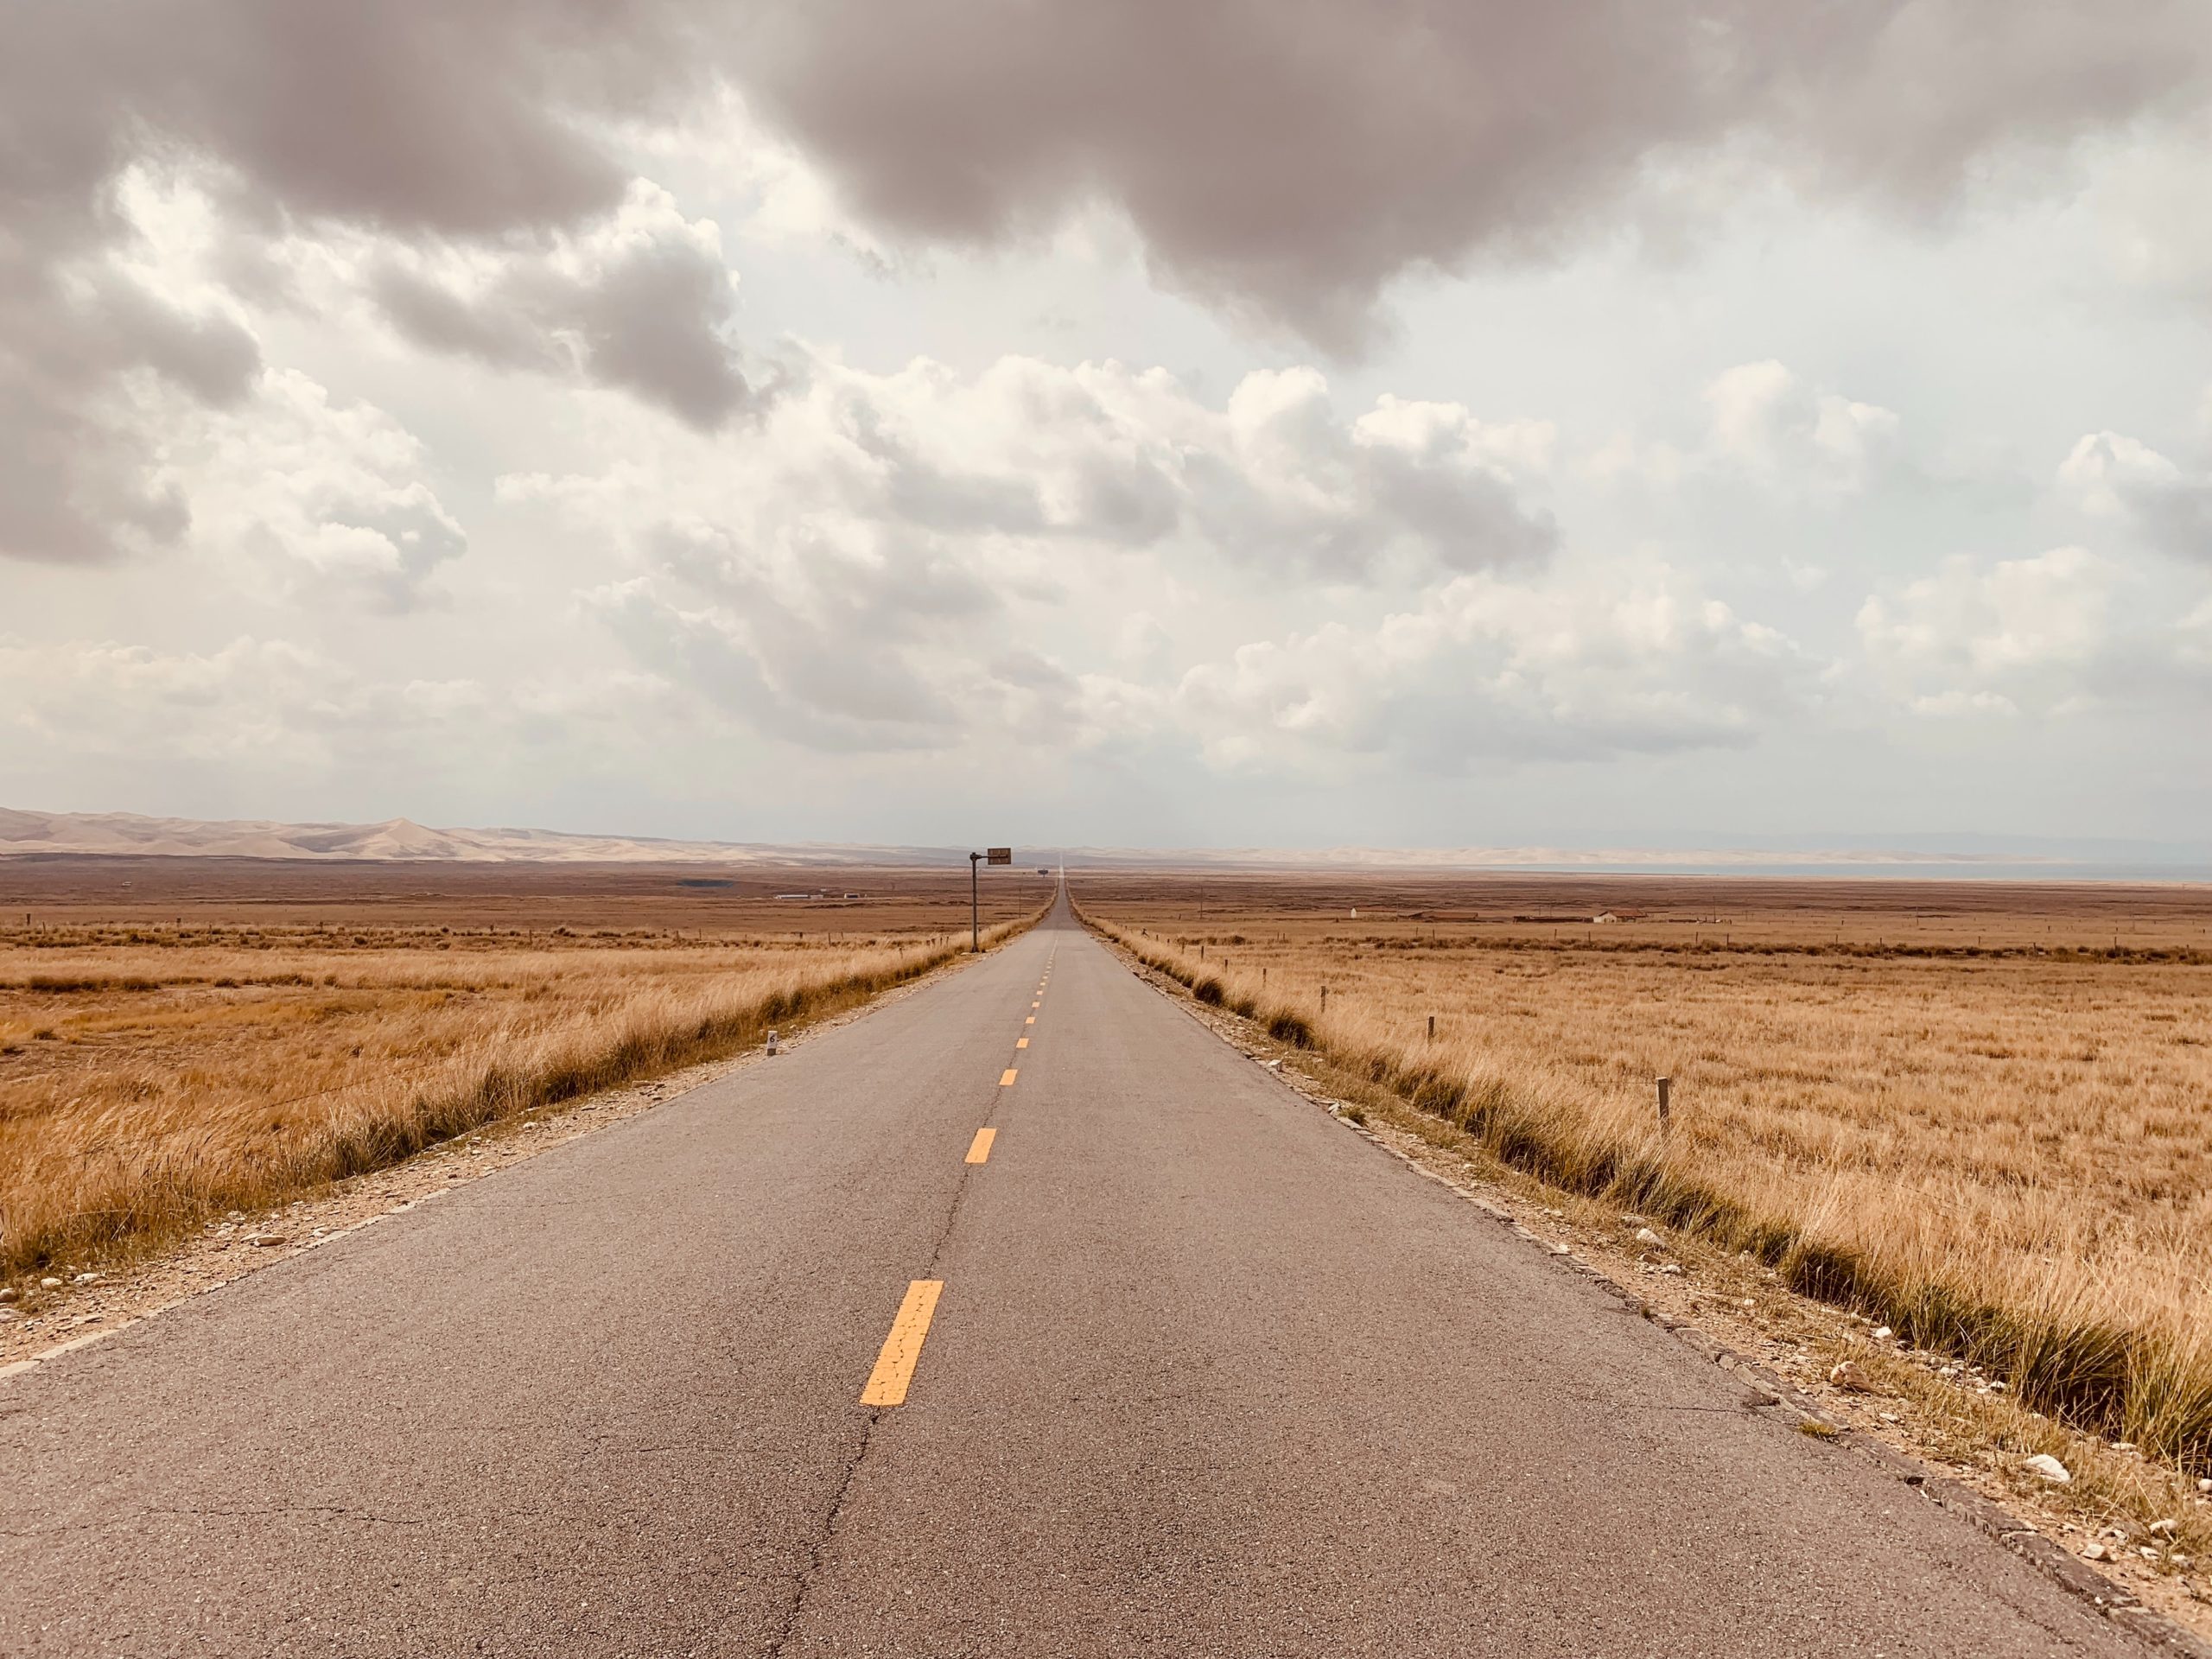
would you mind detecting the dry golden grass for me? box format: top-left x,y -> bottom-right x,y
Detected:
1078,872 -> 2212,1471
0,861 -> 1048,1279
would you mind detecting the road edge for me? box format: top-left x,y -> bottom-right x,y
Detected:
1081,914 -> 2212,1659
2,907 -> 1051,1382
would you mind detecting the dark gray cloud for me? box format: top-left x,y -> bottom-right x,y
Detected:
2063,431 -> 2212,564
0,270 -> 260,563
730,0 -> 2212,347
5,0 -> 2206,563
0,0 -> 721,563
2132,483 -> 2212,563
370,267 -> 557,372
372,216 -> 755,429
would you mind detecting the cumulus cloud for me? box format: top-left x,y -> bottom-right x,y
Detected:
1703,361 -> 1902,493
508,352 -> 1555,751
151,369 -> 467,613
1583,360 -> 1902,499
1172,567 -> 1808,771
1856,546 -> 2125,715
810,357 -> 1557,580
2060,431 -> 2212,563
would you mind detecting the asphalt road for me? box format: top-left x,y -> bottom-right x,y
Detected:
0,893 -> 2163,1656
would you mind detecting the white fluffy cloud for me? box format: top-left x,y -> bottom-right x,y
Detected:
1703,360 -> 1902,493
145,369 -> 467,613
1173,567 -> 1808,771
505,353 -> 1558,753
1855,546 -> 2127,715
1583,360 -> 1902,498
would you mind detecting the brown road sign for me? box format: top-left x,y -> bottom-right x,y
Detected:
986,848 -> 1012,864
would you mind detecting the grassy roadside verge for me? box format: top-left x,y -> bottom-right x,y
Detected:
1084,909 -> 2212,1624
1080,909 -> 2212,1478
4,908 -> 1045,1281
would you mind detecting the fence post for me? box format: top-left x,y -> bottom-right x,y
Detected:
1427,1014 -> 1435,1039
1656,1076 -> 1671,1136
1320,985 -> 1328,1013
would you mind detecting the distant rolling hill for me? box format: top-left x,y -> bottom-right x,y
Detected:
4,807 -> 2199,878
0,808 -> 947,866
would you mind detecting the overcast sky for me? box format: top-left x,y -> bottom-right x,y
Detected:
4,2 -> 2210,852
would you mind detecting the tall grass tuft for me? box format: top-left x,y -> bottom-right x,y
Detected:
1,913 -> 1039,1275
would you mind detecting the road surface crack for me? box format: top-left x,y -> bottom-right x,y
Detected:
761,1412 -> 880,1657
760,939 -> 1044,1655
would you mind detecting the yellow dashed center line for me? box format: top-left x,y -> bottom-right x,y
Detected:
861,1280 -> 944,1407
965,1126 -> 996,1165
1025,1015 -> 1035,1025
1000,1068 -> 1018,1086
1015,1036 -> 1028,1048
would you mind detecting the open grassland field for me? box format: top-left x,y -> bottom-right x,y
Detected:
1077,871 -> 2212,1471
0,858 -> 1051,1281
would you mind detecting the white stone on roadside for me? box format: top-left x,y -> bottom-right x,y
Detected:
0,1307 -> 20,1322
1879,1412 -> 1899,1423
0,1287 -> 16,1302
2082,1542 -> 2111,1561
2150,1518 -> 2179,1537
1659,1263 -> 1683,1275
1872,1325 -> 1894,1341
1635,1227 -> 1662,1247
2174,1553 -> 2195,1569
1988,1380 -> 2008,1392
2022,1452 -> 2072,1484
39,1277 -> 60,1289
1829,1360 -> 1875,1392
2199,1478 -> 2212,1494
2140,1547 -> 2161,1560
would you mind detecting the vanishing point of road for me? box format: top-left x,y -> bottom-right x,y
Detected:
0,894 -> 2165,1656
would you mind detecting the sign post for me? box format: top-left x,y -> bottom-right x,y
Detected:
970,848 -> 1012,952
